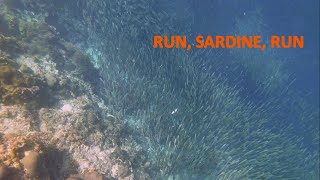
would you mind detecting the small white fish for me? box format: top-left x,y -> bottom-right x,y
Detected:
171,108 -> 178,114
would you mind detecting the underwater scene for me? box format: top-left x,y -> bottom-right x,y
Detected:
0,0 -> 319,179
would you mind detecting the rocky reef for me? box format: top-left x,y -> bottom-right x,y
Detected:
0,3 -> 151,180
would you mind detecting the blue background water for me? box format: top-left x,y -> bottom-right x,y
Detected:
190,0 -> 319,106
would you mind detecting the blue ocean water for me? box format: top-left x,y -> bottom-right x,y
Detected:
191,0 -> 320,146
191,0 -> 319,105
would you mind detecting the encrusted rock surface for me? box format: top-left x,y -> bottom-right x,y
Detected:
0,3 -> 150,179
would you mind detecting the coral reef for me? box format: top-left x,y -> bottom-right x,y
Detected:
0,52 -> 45,106
0,3 -> 150,179
0,133 -> 64,179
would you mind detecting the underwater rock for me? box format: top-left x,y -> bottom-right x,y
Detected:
66,177 -> 83,180
0,164 -> 8,180
1,85 -> 41,105
45,72 -> 58,87
0,2 -> 155,179
66,170 -> 105,180
83,170 -> 104,180
0,133 -> 79,179
117,164 -> 130,178
0,35 -> 22,54
61,103 -> 73,112
67,45 -> 101,93
0,7 -> 15,35
0,52 -> 48,106
111,162 -> 132,179
0,65 -> 18,84
20,150 -> 41,177
0,105 -> 34,134
0,134 -> 47,178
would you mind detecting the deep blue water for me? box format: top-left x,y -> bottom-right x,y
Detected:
188,0 -> 319,154
191,0 -> 319,105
